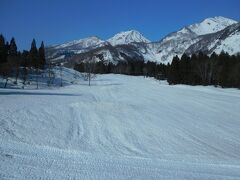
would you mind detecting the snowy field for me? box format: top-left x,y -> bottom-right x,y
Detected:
1,74 -> 240,179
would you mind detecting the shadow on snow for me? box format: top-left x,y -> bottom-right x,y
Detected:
0,91 -> 81,96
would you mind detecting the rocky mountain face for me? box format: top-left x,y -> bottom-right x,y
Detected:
147,16 -> 238,64
186,22 -> 240,55
45,36 -> 108,61
45,16 -> 239,65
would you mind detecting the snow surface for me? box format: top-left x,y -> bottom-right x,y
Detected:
1,74 -> 240,179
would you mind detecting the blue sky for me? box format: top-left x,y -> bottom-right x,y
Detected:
0,0 -> 239,50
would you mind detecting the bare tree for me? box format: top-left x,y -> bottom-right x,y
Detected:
14,55 -> 20,85
22,67 -> 28,89
84,56 -> 97,86
58,63 -> 63,87
21,50 -> 29,89
196,60 -> 214,85
0,63 -> 11,88
47,61 -> 55,87
36,67 -> 39,89
143,67 -> 148,78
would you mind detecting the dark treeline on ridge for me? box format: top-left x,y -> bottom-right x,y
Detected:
0,34 -> 46,88
74,52 -> 240,88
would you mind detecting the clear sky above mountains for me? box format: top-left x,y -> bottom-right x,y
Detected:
1,0 -> 239,50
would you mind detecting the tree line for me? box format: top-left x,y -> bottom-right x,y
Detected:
74,52 -> 240,88
0,34 -> 46,88
1,33 -> 239,89
168,52 -> 240,88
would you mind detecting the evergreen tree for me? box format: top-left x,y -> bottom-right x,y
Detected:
29,39 -> 40,88
189,54 -> 200,85
0,35 -> 10,88
0,34 -> 7,64
9,38 -> 17,56
5,41 -> 10,57
218,51 -> 230,87
234,60 -> 240,88
9,38 -> 20,84
39,41 -> 46,69
21,50 -> 29,88
179,53 -> 190,84
29,39 -> 38,68
167,56 -> 180,84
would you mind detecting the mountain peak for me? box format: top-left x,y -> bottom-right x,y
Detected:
52,36 -> 104,49
107,30 -> 150,46
208,16 -> 237,22
188,16 -> 237,35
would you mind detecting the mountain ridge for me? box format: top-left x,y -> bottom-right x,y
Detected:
45,16 -> 239,65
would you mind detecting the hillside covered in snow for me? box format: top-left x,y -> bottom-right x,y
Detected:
1,74 -> 240,179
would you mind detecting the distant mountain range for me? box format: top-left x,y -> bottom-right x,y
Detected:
45,16 -> 240,65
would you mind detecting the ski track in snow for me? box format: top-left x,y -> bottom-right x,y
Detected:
1,74 -> 240,179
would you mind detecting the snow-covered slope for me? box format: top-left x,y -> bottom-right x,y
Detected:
0,67 -> 84,89
215,29 -> 240,55
186,22 -> 240,55
1,74 -> 240,179
188,16 -> 237,35
147,28 -> 199,64
107,30 -> 150,46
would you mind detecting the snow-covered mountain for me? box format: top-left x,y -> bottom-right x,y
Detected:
188,16 -> 237,35
186,22 -> 240,55
45,30 -> 150,63
51,36 -> 105,50
107,30 -> 150,46
149,16 -> 238,64
45,36 -> 108,62
46,16 -> 239,65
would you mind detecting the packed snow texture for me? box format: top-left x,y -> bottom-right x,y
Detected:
1,74 -> 240,179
